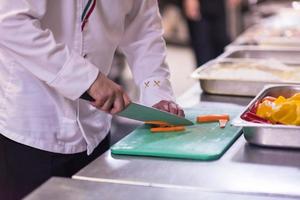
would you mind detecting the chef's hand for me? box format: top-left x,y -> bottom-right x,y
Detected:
228,0 -> 241,8
152,100 -> 185,117
183,0 -> 201,21
88,73 -> 131,114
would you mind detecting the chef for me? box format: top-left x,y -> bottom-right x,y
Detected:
0,0 -> 184,199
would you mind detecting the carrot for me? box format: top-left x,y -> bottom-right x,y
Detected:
144,120 -> 171,127
197,114 -> 230,123
218,119 -> 228,128
150,126 -> 185,133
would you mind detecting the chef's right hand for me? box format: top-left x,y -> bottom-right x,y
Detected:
88,73 -> 131,114
183,0 -> 201,21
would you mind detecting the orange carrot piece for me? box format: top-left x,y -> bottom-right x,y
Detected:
197,114 -> 230,123
150,126 -> 185,133
218,119 -> 228,128
144,120 -> 171,126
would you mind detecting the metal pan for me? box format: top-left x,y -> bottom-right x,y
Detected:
191,59 -> 300,96
218,46 -> 300,65
232,85 -> 300,148
227,12 -> 300,47
227,30 -> 300,48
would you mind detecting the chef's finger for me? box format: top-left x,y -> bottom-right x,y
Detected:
152,100 -> 170,112
168,102 -> 179,115
159,100 -> 170,111
162,102 -> 170,112
91,94 -> 107,108
156,103 -> 170,112
152,102 -> 162,110
110,93 -> 125,114
174,103 -> 185,117
101,94 -> 115,112
123,93 -> 131,107
178,107 -> 185,117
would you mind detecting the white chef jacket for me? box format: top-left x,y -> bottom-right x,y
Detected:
0,0 -> 175,154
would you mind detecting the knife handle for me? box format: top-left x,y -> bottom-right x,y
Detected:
80,91 -> 95,101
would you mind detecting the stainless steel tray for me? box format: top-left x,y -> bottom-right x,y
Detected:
257,37 -> 300,47
225,27 -> 263,48
228,31 -> 300,48
191,59 -> 300,96
232,85 -> 300,148
228,13 -> 300,47
219,46 -> 300,65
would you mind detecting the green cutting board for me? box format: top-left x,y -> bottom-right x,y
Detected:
111,104 -> 242,160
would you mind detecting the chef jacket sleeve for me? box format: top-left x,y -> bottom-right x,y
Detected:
119,0 -> 176,106
0,0 -> 99,100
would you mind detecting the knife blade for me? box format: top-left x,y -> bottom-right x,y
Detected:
118,103 -> 194,126
80,92 -> 193,126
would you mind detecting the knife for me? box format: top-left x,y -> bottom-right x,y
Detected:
81,92 -> 193,126
118,102 -> 194,126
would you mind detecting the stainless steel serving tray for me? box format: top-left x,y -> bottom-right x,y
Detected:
227,31 -> 300,49
226,13 -> 300,47
191,59 -> 300,96
232,85 -> 300,148
219,46 -> 300,65
225,27 -> 263,49
257,37 -> 300,47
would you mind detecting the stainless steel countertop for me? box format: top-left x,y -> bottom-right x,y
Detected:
73,84 -> 300,198
25,177 -> 297,200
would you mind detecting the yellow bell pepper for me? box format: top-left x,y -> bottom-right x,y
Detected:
273,96 -> 286,105
271,103 -> 297,125
290,93 -> 300,101
256,93 -> 300,125
256,100 -> 274,119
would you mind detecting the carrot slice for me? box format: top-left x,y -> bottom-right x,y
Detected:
144,120 -> 171,126
150,126 -> 185,133
219,119 -> 228,128
197,114 -> 230,123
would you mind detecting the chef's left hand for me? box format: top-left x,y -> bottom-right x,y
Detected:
152,100 -> 185,117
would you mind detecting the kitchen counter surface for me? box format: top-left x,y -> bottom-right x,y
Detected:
73,84 -> 300,198
25,177 -> 297,200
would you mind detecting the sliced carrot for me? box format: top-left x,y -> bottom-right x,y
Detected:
197,114 -> 230,123
218,119 -> 228,128
144,120 -> 171,127
150,126 -> 185,133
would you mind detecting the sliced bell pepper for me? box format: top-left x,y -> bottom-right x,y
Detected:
290,93 -> 300,101
256,100 -> 275,119
241,112 -> 271,124
261,96 -> 276,102
251,93 -> 300,125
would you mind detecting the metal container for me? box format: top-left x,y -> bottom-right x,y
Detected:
257,37 -> 300,47
191,59 -> 300,96
225,27 -> 263,49
226,31 -> 300,49
232,85 -> 300,148
226,12 -> 300,47
219,47 -> 300,65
